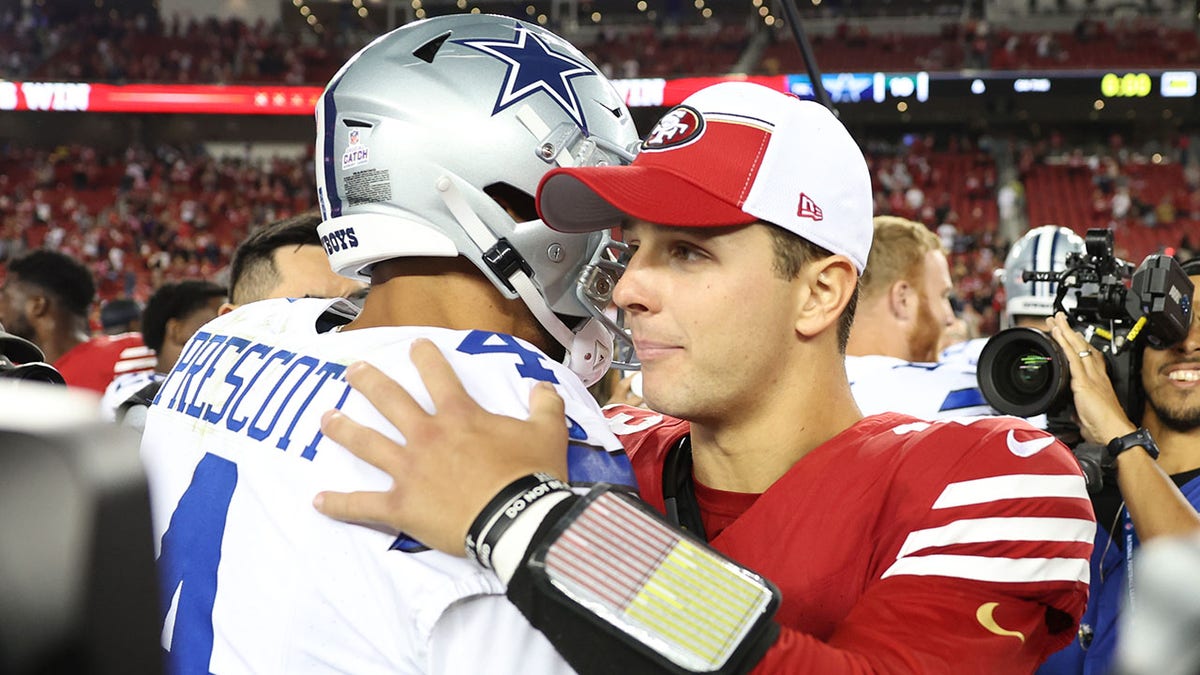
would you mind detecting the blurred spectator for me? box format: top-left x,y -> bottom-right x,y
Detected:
100,297 -> 142,335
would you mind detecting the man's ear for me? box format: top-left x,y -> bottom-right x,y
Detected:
795,256 -> 858,339
25,292 -> 50,320
217,302 -> 237,316
164,317 -> 187,347
887,279 -> 914,322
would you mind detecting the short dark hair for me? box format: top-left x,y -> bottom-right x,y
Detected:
7,250 -> 96,319
100,298 -> 142,332
228,210 -> 323,305
140,280 -> 228,352
765,226 -> 859,353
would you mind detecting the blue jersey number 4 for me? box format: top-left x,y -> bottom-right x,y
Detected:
456,330 -> 559,383
157,453 -> 238,675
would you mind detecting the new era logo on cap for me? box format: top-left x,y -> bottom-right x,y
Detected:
797,193 -> 823,221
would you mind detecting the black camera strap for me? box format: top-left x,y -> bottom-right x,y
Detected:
662,434 -> 709,542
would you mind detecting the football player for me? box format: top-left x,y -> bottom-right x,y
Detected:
314,82 -> 1094,675
0,249 -> 155,393
140,15 -> 639,674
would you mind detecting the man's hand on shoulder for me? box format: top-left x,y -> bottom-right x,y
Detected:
313,339 -> 569,555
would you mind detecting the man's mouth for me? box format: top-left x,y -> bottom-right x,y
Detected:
1168,369 -> 1200,383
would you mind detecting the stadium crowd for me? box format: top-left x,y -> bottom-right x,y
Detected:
4,4 -> 1200,84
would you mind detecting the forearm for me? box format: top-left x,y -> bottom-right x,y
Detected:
496,483 -> 779,675
1115,448 -> 1200,541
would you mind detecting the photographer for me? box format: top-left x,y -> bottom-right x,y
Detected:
1038,257 -> 1200,675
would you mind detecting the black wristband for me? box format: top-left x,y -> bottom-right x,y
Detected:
1106,427 -> 1160,461
465,472 -> 570,569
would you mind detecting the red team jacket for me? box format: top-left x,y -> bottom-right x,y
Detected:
604,405 -> 1094,674
54,332 -> 156,393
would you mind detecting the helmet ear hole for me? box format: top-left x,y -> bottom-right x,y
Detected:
484,183 -> 538,223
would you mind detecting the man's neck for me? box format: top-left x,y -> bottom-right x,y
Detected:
345,258 -> 547,348
687,359 -> 863,494
846,306 -> 909,360
1144,418 -> 1200,476
42,325 -> 90,364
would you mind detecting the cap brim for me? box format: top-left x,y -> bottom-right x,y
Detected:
0,332 -> 46,364
537,165 -> 756,233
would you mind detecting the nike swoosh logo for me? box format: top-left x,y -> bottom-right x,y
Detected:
977,602 -> 1025,643
1006,429 -> 1055,457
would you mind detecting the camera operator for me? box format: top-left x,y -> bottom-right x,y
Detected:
1038,257 -> 1200,675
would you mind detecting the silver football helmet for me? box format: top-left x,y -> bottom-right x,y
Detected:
1001,225 -> 1086,325
315,14 -> 640,386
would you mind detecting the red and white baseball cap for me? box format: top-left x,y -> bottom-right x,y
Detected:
536,81 -> 874,272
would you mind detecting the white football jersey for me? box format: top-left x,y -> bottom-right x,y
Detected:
141,297 -> 633,674
846,345 -> 996,420
99,369 -> 162,421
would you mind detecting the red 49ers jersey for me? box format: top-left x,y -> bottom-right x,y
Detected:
603,405 -> 1094,674
54,332 -> 156,394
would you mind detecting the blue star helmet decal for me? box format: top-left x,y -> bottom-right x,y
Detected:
454,23 -> 597,134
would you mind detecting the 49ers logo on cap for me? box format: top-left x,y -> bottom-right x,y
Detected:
641,105 -> 704,152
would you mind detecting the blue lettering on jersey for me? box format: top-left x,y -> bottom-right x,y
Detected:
186,336 -> 241,419
227,350 -> 296,432
247,355 -> 318,442
939,387 -> 988,412
202,337 -> 257,424
281,362 -> 346,453
301,380 -> 352,461
155,332 -> 353,461
169,332 -> 224,411
456,330 -> 558,383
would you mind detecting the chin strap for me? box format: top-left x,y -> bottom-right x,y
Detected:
435,174 -> 611,386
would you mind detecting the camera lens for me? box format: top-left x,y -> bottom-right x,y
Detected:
977,327 -> 1071,418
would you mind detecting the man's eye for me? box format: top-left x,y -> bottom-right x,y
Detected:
670,244 -> 704,261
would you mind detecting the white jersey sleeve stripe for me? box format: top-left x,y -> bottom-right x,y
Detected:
881,554 -> 1090,585
114,356 -> 159,374
932,474 -> 1088,509
895,517 -> 1097,559
120,346 -> 156,359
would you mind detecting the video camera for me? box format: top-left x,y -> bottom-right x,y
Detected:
0,332 -> 65,385
977,229 -> 1193,484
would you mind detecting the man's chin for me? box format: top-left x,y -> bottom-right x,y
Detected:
1150,402 -> 1200,434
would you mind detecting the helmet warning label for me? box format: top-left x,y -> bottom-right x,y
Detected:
344,169 -> 391,207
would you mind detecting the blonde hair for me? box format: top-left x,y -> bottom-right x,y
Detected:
859,215 -> 944,302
